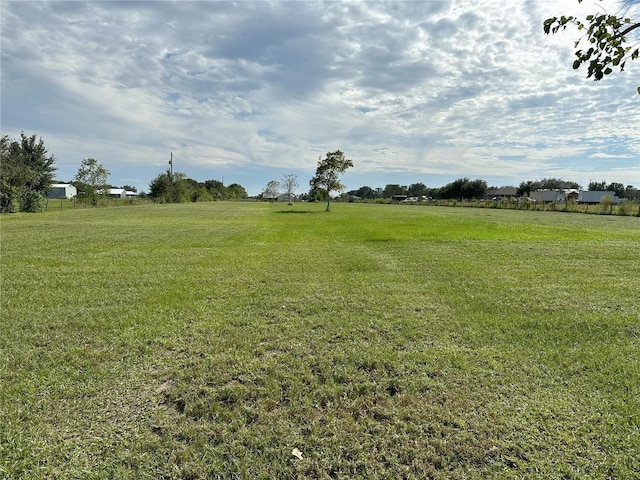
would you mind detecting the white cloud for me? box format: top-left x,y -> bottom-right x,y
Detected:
1,0 -> 639,194
589,152 -> 636,159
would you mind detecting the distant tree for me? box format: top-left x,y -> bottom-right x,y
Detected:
204,179 -> 226,200
439,178 -> 486,200
281,174 -> 299,204
149,170 -> 190,203
462,179 -> 487,199
347,185 -> 378,199
623,184 -> 639,201
121,185 -> 137,192
519,178 -> 581,196
227,183 -> 248,200
184,178 -> 201,195
0,133 -> 57,213
263,180 -> 280,201
382,184 -> 407,198
309,150 -> 354,211
192,186 -> 214,202
149,171 -> 172,202
407,182 -> 428,197
607,182 -> 626,197
356,186 -> 377,199
544,0 -> 640,94
74,158 -> 109,206
588,180 -> 608,191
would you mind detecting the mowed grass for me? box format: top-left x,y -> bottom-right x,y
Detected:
1,202 -> 639,479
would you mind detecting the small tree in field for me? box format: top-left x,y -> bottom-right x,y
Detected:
310,150 -> 353,211
74,158 -> 109,206
281,174 -> 299,205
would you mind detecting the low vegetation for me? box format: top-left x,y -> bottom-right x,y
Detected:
1,203 -> 638,479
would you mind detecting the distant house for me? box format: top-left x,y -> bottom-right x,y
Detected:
262,192 -> 279,201
277,193 -> 294,202
47,183 -> 77,199
106,188 -> 126,198
392,194 -> 408,202
486,187 -> 518,200
124,190 -> 138,198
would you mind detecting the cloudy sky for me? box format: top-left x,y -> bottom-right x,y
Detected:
2,0 -> 639,195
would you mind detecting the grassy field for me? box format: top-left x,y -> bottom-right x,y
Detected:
1,202 -> 639,479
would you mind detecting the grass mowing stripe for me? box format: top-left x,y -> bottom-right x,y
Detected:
1,202 -> 639,478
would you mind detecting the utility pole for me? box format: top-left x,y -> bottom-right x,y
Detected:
169,152 -> 173,180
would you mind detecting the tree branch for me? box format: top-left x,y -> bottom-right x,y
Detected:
612,21 -> 640,40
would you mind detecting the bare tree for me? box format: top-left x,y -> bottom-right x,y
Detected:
281,174 -> 299,205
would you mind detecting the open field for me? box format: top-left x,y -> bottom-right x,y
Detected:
1,203 -> 639,479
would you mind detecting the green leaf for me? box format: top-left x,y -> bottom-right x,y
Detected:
637,86 -> 640,95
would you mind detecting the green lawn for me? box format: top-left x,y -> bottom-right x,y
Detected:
1,202 -> 639,479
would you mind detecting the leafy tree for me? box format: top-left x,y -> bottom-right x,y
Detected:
588,180 -> 608,191
204,179 -> 226,200
0,133 -> 57,213
347,185 -> 378,199
192,186 -> 214,202
544,0 -> 640,93
121,185 -> 137,192
149,171 -> 172,202
281,174 -> 299,204
355,186 -> 377,199
462,179 -> 487,200
309,150 -> 354,211
607,182 -> 625,197
407,182 -> 428,197
263,180 -> 280,201
74,158 -> 109,206
439,178 -> 487,200
590,180 -> 625,197
382,184 -> 407,198
149,170 -> 190,203
624,184 -> 639,200
227,183 -> 248,200
518,178 -> 581,196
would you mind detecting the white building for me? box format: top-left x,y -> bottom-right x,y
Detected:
106,188 -> 126,198
47,184 -> 77,199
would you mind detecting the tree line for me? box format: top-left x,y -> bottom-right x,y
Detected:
148,171 -> 247,203
347,177 -> 639,202
1,132 -> 249,213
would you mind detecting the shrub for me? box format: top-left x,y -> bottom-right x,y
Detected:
20,190 -> 46,213
599,196 -> 613,215
616,200 -> 638,216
